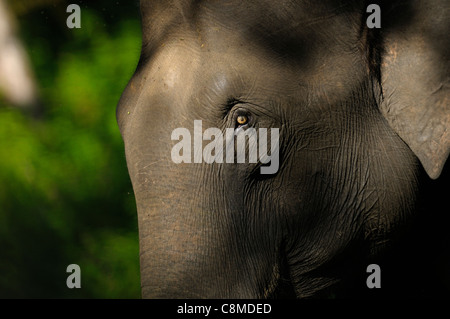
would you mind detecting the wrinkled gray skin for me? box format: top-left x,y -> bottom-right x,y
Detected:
117,0 -> 449,298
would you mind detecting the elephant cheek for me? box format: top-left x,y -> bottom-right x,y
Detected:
128,164 -> 283,298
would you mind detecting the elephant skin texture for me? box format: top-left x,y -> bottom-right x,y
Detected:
117,0 -> 450,298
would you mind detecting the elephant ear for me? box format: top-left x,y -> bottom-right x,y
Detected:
378,0 -> 450,179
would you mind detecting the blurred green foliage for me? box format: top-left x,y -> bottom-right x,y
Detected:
0,0 -> 142,298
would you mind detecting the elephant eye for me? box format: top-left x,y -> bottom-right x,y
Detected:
231,108 -> 253,130
236,115 -> 248,126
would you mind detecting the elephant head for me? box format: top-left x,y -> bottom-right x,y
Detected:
117,0 -> 449,298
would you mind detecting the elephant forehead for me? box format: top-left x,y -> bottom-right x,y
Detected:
140,39 -> 366,114
136,1 -> 369,111
138,43 -> 202,109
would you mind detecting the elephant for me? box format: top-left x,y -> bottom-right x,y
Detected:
117,0 -> 449,298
